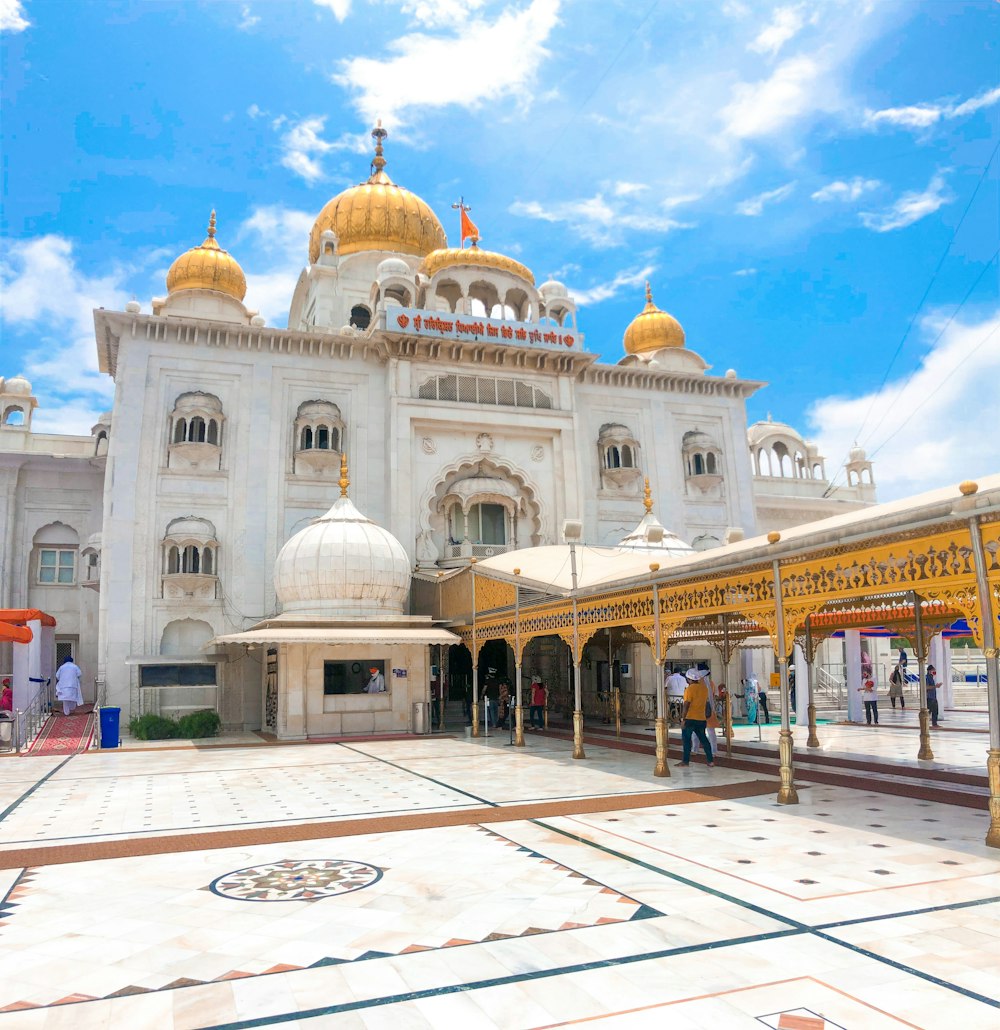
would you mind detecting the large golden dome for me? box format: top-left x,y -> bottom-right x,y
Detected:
308,122 -> 446,264
420,243 -> 535,285
623,282 -> 685,354
166,212 -> 247,301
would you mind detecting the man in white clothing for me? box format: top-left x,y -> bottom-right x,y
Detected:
665,668 -> 687,724
365,666 -> 386,693
55,655 -> 84,715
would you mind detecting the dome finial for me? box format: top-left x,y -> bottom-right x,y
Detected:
207,210 -> 217,239
645,280 -> 653,305
339,452 -> 350,498
643,477 -> 653,514
371,119 -> 388,176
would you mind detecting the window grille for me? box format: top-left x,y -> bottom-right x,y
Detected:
416,374 -> 555,410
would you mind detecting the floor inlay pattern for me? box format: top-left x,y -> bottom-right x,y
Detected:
208,859 -> 383,902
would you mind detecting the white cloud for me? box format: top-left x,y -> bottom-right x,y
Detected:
859,172 -> 951,232
334,0 -> 560,123
238,206 -> 315,325
613,182 -> 648,197
735,181 -> 795,216
733,267 -> 757,276
510,193 -> 691,247
238,5 -> 259,30
865,85 -> 1000,131
314,0 -> 351,20
277,116 -> 369,183
721,55 -> 829,139
0,236 -> 124,432
0,0 -> 29,33
566,264 -> 657,307
748,5 -> 808,57
811,177 -> 881,202
400,0 -> 486,27
808,310 -> 1000,500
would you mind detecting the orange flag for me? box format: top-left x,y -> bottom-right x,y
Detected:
460,207 -> 480,246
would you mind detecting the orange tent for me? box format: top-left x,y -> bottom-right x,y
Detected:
0,621 -> 32,644
0,608 -> 57,628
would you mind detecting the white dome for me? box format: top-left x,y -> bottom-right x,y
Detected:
4,374 -> 32,396
849,444 -> 867,462
539,280 -> 568,298
274,494 -> 411,618
377,257 -> 412,280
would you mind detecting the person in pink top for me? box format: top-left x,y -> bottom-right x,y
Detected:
528,675 -> 547,730
0,677 -> 12,712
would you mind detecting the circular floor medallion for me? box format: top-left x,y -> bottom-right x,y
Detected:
209,859 -> 382,902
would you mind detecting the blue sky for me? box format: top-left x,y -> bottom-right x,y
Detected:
1,0 -> 997,499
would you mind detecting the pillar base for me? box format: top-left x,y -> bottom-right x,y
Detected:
572,710 -> 586,760
986,748 -> 1000,849
471,702 -> 480,738
806,703 -> 820,748
917,707 -> 934,761
653,716 -> 670,777
777,727 -> 798,805
514,705 -> 525,747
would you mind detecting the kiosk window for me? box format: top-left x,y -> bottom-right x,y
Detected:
324,659 -> 386,695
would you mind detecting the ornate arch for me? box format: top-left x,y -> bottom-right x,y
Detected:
417,453 -> 550,554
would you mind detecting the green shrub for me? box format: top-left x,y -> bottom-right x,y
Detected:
128,709 -> 221,740
176,709 -> 221,739
129,713 -> 180,740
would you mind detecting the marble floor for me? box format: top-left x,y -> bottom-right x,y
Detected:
1,732 -> 998,1028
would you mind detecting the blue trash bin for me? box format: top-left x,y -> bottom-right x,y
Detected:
99,707 -> 121,749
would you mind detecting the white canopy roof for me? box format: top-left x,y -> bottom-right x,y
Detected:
208,626 -> 460,648
473,473 -> 1000,596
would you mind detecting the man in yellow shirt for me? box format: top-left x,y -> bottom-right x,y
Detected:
677,669 -> 714,768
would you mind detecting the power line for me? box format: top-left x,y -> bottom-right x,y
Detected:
858,247 -> 999,453
822,139 -> 1000,494
869,313 -> 1000,459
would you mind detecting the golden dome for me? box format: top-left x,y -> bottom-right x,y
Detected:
623,282 -> 685,354
420,243 -> 535,285
308,122 -> 446,264
166,212 -> 247,301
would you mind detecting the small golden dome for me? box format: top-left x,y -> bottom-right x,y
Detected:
623,282 -> 685,354
420,243 -> 535,285
166,212 -> 247,301
308,121 -> 446,264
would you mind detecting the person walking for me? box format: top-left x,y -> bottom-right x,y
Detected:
857,675 -> 879,724
677,669 -> 714,768
665,667 -> 687,724
55,655 -> 84,716
926,664 -> 941,727
528,674 -> 546,729
888,664 -> 905,709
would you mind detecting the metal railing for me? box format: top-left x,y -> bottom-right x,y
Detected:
11,675 -> 54,755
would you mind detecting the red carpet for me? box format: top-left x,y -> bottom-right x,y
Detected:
27,712 -> 95,755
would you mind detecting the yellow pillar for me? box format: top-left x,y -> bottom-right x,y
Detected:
572,662 -> 586,760
912,593 -> 934,762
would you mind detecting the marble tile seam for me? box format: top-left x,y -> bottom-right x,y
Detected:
0,782 -> 778,870
558,815 -> 1000,905
194,927 -> 808,1030
0,755 -> 75,824
532,819 -> 1000,1012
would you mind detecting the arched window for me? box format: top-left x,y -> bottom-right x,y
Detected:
693,453 -> 705,475
167,392 -> 225,470
2,406 -> 25,427
293,400 -> 345,474
350,304 -> 371,330
450,503 -> 507,547
161,517 -> 219,599
33,522 -> 79,586
598,424 -> 642,492
706,452 -> 717,474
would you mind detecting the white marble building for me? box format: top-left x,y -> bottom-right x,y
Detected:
0,128 -> 876,730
